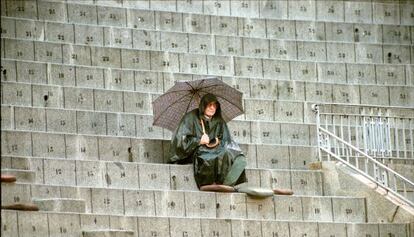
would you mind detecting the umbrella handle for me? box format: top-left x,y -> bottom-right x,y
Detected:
200,118 -> 207,135
200,119 -> 220,148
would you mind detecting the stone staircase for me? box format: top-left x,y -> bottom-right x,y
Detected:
1,0 -> 413,236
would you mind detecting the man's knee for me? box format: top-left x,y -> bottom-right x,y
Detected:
234,155 -> 247,168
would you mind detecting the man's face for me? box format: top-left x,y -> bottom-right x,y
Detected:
204,102 -> 217,117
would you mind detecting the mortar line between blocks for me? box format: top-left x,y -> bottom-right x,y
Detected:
153,189 -> 157,216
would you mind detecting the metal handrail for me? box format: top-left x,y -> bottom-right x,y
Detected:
313,104 -> 414,207
319,112 -> 414,120
319,143 -> 414,207
312,102 -> 414,110
319,127 -> 414,185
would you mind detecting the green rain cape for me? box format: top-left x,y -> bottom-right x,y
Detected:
168,94 -> 247,188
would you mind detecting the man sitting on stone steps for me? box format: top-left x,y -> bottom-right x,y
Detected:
168,93 -> 293,197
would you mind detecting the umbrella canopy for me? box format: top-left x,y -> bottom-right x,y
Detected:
152,78 -> 244,131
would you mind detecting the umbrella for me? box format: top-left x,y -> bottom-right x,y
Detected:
152,77 -> 244,131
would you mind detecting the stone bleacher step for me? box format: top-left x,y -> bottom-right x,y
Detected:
1,210 -> 410,237
1,169 -> 36,183
397,190 -> 414,204
387,163 -> 414,180
1,129 -> 320,170
32,198 -> 86,213
3,0 -> 413,27
0,156 -> 324,195
3,182 -> 367,223
4,10 -> 412,46
373,158 -> 414,166
401,194 -> 414,204
81,229 -> 135,237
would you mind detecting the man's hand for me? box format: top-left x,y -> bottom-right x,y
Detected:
200,134 -> 210,145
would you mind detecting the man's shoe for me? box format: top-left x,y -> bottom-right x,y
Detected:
200,184 -> 235,192
273,188 -> 294,195
1,175 -> 17,183
2,203 -> 39,211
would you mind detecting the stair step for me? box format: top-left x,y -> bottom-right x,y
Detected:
387,163 -> 414,181
33,198 -> 86,213
1,156 -> 325,195
2,209 -> 410,237
1,169 -> 36,183
5,182 -> 367,222
1,127 -> 319,169
82,230 -> 135,237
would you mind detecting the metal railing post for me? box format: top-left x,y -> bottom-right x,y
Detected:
395,118 -> 400,159
312,104 -> 322,162
410,119 -> 413,159
402,119 -> 407,159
